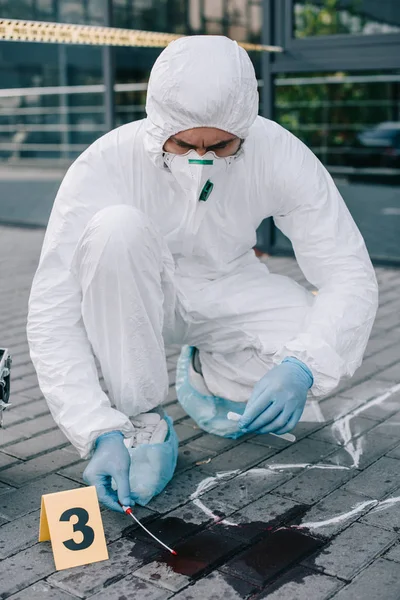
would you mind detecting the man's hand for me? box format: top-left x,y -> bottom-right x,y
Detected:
238,358 -> 313,435
83,431 -> 133,512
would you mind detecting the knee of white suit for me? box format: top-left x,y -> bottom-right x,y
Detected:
84,204 -> 152,251
73,205 -> 163,283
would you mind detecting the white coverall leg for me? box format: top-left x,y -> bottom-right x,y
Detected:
72,204 -> 181,419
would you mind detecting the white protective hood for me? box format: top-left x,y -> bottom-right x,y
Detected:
144,35 -> 259,167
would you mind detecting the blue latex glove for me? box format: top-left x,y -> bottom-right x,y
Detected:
238,357 -> 313,435
83,431 -> 133,513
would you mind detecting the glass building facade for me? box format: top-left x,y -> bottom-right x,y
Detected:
0,0 -> 399,263
0,1 -> 262,161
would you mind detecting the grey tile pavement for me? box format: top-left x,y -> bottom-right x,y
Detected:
302,522 -> 397,581
0,224 -> 399,599
256,566 -> 344,599
330,558 -> 400,600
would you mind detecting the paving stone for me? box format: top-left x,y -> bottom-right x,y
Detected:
3,428 -> 70,459
339,379 -> 399,406
0,473 -> 80,519
10,363 -> 37,380
57,459 -> 89,485
164,402 -> 187,423
375,411 -> 400,439
0,427 -> 30,449
197,468 -> 291,516
199,442 -> 274,475
0,450 -> 21,470
303,522 -> 396,580
7,581 -> 76,600
173,569 -> 259,599
216,493 -> 309,542
317,396 -> 366,422
89,574 -> 171,600
11,376 -> 40,395
258,565 -> 344,600
385,542 -> 400,563
299,488 -> 375,538
0,509 -> 40,558
310,416 -> 377,446
260,438 -> 336,467
10,398 -> 49,419
275,463 -> 354,504
288,420 -> 327,440
174,421 -> 203,445
360,486 -> 400,532
0,408 -> 33,428
48,537 -> 157,597
364,335 -> 400,359
386,444 -> 400,459
0,448 -> 82,486
221,528 -> 322,587
355,389 -> 400,422
0,543 -> 55,598
378,363 -> 400,382
176,443 -> 216,473
0,413 -> 57,448
333,359 -> 382,389
324,426 -> 400,470
342,457 -> 400,499
137,530 -> 242,589
330,558 -> 400,600
189,433 -> 242,454
0,481 -> 14,496
18,387 -> 45,401
147,468 -> 218,514
366,343 -> 400,370
133,560 -> 191,592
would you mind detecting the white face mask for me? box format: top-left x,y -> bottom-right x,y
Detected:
163,148 -> 242,201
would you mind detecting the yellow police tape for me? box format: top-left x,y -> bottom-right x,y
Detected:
0,18 -> 283,52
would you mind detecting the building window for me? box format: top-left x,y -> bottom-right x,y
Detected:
273,70 -> 400,262
293,0 -> 400,38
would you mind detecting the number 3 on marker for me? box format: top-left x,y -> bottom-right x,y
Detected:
60,507 -> 95,551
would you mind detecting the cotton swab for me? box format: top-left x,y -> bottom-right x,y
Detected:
119,503 -> 177,555
227,411 -> 296,443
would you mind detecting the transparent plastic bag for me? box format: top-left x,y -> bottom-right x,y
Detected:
127,412 -> 179,506
176,345 -> 247,439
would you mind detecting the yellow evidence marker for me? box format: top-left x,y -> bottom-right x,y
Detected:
39,486 -> 109,571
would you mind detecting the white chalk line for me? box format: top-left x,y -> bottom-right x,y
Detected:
332,382 -> 400,468
302,495 -> 400,530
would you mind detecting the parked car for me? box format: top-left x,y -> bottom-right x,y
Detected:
345,122 -> 400,169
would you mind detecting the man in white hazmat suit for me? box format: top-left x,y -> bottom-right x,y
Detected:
27,36 -> 378,512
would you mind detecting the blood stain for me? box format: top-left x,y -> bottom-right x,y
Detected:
123,503 -> 329,595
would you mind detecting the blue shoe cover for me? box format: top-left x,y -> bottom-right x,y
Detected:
127,412 -> 178,506
176,346 -> 247,439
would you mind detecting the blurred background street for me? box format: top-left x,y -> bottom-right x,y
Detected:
0,1 -> 400,599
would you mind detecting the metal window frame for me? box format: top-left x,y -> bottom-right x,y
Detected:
256,0 -> 400,265
272,0 -> 400,73
258,0 -> 275,253
284,0 -> 400,48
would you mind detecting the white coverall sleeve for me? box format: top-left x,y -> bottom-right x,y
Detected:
268,124 -> 379,397
27,148 -> 134,458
